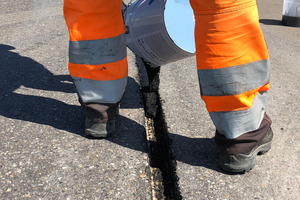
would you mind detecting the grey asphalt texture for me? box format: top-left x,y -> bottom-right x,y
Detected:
1,0 -> 299,199
0,0 -> 151,199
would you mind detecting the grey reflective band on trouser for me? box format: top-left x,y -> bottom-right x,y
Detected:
69,33 -> 127,65
72,77 -> 127,104
209,91 -> 267,139
198,59 -> 270,96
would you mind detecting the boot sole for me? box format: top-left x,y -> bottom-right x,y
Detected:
85,130 -> 111,138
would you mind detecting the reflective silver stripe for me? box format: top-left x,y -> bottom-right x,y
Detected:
209,91 -> 267,139
72,77 -> 127,104
69,33 -> 127,65
198,59 -> 270,96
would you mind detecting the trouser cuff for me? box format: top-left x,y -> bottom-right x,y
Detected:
79,98 -> 120,123
215,113 -> 272,154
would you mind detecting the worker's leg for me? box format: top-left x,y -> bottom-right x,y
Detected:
63,0 -> 127,137
190,0 -> 272,172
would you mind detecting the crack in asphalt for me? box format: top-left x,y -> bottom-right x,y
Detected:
137,57 -> 182,200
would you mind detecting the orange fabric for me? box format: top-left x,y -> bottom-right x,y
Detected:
191,0 -> 269,69
190,0 -> 256,14
202,83 -> 270,112
63,0 -> 124,41
69,57 -> 128,81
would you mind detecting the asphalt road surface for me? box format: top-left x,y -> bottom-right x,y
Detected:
1,0 -> 299,199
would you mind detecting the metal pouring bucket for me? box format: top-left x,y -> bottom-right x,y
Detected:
124,0 -> 196,66
282,0 -> 300,27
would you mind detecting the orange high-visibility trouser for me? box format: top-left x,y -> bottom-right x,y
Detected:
64,0 -> 127,122
63,0 -> 271,140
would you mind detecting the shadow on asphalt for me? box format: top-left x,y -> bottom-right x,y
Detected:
0,44 -> 84,134
0,44 -> 222,173
168,133 -> 226,173
259,19 -> 284,26
0,44 -> 142,135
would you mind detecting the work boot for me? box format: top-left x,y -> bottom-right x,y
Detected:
218,127 -> 273,173
85,117 -> 116,138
